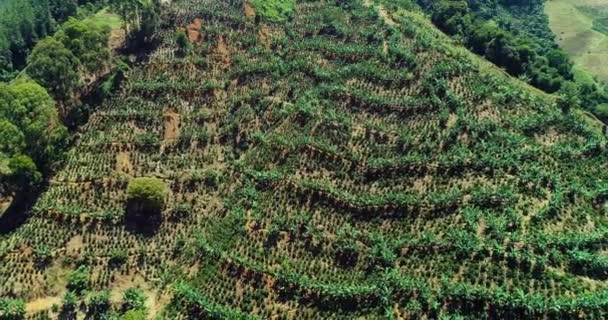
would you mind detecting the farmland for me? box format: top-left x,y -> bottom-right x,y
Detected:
545,0 -> 608,82
1,0 -> 608,319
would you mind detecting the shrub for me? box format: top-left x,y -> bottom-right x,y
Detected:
67,265 -> 89,294
0,298 -> 25,320
87,290 -> 111,316
109,249 -> 128,268
249,0 -> 296,23
126,177 -> 168,232
126,177 -> 168,215
61,291 -> 77,314
175,30 -> 191,54
120,310 -> 147,320
122,288 -> 146,312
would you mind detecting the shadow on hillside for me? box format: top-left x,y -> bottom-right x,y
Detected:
0,192 -> 38,234
124,211 -> 163,237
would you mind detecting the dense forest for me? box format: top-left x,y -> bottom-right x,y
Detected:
0,0 -> 105,81
418,0 -> 608,112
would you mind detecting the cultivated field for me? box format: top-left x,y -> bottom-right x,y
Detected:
545,0 -> 608,82
1,0 -> 608,318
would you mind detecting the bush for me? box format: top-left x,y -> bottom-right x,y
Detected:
120,310 -> 147,320
126,177 -> 168,219
249,0 -> 296,23
0,298 -> 25,320
87,290 -> 111,316
122,288 -> 146,312
109,249 -> 128,268
175,30 -> 191,54
127,178 -> 167,211
67,265 -> 89,294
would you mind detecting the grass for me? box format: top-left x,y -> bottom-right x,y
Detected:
545,0 -> 608,82
82,8 -> 123,30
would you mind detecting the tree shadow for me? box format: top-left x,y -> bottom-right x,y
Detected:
0,191 -> 41,234
123,204 -> 163,237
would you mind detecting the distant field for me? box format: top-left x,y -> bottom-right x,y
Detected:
84,8 -> 123,30
545,0 -> 608,82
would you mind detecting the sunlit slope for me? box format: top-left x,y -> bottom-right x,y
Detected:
1,0 -> 608,319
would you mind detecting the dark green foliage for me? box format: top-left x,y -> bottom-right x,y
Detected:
175,30 -> 190,55
27,37 -> 80,99
56,17 -> 112,73
87,290 -> 111,317
0,80 -> 66,195
421,0 -> 573,93
61,291 -> 77,318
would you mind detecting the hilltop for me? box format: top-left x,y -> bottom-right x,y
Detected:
1,0 -> 608,319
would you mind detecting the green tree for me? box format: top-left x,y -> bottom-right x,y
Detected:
87,290 -> 111,317
0,120 -> 25,155
126,177 -> 168,218
6,80 -> 67,163
6,154 -> 41,192
27,37 -> 80,99
56,17 -> 111,73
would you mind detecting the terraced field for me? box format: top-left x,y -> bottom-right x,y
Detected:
1,0 -> 608,318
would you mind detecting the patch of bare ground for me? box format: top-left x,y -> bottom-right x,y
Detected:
110,271 -> 166,317
244,0 -> 256,18
26,296 -> 62,316
186,18 -> 203,43
116,151 -> 133,175
259,25 -> 272,49
65,235 -> 84,256
214,36 -> 231,65
535,128 -> 561,147
163,109 -> 180,142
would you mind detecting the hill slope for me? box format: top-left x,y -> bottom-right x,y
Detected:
1,0 -> 608,318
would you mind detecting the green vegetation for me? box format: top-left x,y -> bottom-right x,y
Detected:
0,80 -> 67,196
1,0 -> 608,319
0,298 -> 25,320
67,265 -> 90,294
126,177 -> 168,216
249,0 -> 296,23
0,0 -> 107,80
27,16 -> 113,101
121,288 -> 146,312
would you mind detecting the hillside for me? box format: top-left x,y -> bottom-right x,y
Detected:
1,0 -> 608,319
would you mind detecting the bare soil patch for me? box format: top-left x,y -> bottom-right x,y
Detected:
244,0 -> 256,18
164,110 -> 180,141
186,18 -> 204,43
116,151 -> 133,175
